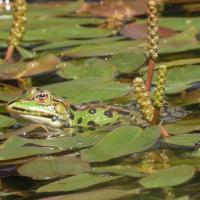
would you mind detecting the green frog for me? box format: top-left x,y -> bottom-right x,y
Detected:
7,88 -> 187,133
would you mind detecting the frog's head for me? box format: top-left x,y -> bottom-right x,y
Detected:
7,88 -> 72,129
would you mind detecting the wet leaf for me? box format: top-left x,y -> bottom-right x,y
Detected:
41,188 -> 141,200
43,78 -> 130,103
159,27 -> 200,54
108,52 -> 146,73
18,156 -> 91,180
0,26 -> 114,42
147,65 -> 200,94
93,165 -> 144,177
139,165 -> 195,188
0,115 -> 16,129
159,17 -> 200,31
0,17 -> 103,30
81,126 -> 160,162
37,173 -> 121,193
0,134 -> 103,161
0,54 -> 61,80
34,36 -> 122,51
61,40 -> 143,58
164,65 -> 200,93
165,133 -> 200,147
57,58 -> 116,80
164,118 -> 200,135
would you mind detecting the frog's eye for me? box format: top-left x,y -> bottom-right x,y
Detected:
24,87 -> 40,100
34,91 -> 52,104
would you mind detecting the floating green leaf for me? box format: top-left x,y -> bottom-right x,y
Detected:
108,52 -> 146,73
0,26 -> 114,42
61,40 -> 143,58
139,165 -> 195,188
81,126 -> 160,162
34,36 -> 122,51
18,156 -> 91,180
37,173 -> 121,193
57,58 -> 116,81
165,133 -> 200,147
93,165 -> 144,177
159,27 -> 200,54
0,17 -> 103,30
43,78 -> 130,103
164,118 -> 200,135
0,134 -> 103,161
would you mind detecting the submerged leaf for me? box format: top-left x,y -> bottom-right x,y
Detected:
139,165 -> 195,188
81,126 -> 160,162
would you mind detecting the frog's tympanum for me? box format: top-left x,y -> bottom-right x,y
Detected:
7,88 -> 187,132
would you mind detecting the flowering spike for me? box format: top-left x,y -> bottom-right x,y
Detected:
133,77 -> 154,122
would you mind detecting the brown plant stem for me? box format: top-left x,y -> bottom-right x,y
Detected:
159,125 -> 170,138
4,45 -> 14,63
146,58 -> 155,92
151,107 -> 160,125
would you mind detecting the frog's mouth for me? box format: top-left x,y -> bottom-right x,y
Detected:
9,106 -> 56,118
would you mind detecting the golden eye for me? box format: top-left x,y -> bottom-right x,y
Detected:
34,90 -> 52,104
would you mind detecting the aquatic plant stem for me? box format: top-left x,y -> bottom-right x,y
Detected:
146,59 -> 155,92
4,45 -> 14,62
152,107 -> 159,125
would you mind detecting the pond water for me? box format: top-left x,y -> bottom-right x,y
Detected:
0,0 -> 199,199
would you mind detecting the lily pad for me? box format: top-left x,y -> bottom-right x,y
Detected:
61,40 -> 143,58
34,36 -> 122,52
164,133 -> 200,147
0,54 -> 61,80
43,78 -> 130,103
0,17 -> 104,30
159,27 -> 200,54
57,58 -> 116,80
93,165 -> 144,177
139,165 -> 195,188
37,173 -> 121,193
0,115 -> 16,129
0,26 -> 114,42
18,156 -> 91,180
164,118 -> 200,135
0,134 -> 103,161
81,126 -> 160,162
108,52 -> 146,73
